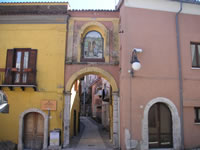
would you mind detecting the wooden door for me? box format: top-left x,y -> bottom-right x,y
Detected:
148,103 -> 173,148
23,112 -> 44,150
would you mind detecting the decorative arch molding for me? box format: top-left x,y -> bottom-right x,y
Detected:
18,108 -> 48,150
65,67 -> 118,92
80,21 -> 108,36
77,21 -> 109,62
141,97 -> 181,150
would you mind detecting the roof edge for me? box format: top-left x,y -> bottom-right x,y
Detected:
0,2 -> 68,5
69,9 -> 118,12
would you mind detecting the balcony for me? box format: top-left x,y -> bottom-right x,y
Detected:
0,68 -> 37,91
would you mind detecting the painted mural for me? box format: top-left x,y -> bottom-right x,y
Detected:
83,31 -> 103,59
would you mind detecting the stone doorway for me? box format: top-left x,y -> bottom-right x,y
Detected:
148,103 -> 173,148
141,97 -> 181,150
23,112 -> 44,150
18,108 -> 48,150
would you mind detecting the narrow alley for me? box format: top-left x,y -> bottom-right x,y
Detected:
68,117 -> 113,150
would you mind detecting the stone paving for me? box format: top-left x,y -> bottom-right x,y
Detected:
0,141 -> 17,150
66,116 -> 113,150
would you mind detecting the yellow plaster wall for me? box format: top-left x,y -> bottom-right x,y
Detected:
70,92 -> 80,137
0,24 -> 66,143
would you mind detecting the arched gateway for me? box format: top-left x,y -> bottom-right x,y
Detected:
63,67 -> 120,148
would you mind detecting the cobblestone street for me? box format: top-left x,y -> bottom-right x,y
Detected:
66,117 -> 113,150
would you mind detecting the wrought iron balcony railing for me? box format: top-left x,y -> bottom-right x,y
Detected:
0,68 -> 37,91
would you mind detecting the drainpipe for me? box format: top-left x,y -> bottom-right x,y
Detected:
175,2 -> 184,149
64,13 -> 70,93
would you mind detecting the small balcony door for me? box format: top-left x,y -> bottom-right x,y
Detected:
148,103 -> 173,148
14,50 -> 29,84
4,48 -> 37,85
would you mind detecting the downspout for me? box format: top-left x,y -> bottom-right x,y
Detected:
175,2 -> 184,149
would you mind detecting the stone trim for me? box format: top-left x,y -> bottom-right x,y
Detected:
65,67 -> 118,92
112,91 -> 120,148
76,21 -> 109,63
63,92 -> 71,148
0,15 -> 68,24
18,108 -> 48,150
141,97 -> 181,150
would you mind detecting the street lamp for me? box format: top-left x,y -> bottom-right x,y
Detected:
129,48 -> 143,77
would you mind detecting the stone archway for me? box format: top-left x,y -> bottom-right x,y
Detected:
63,67 -> 120,148
18,108 -> 48,150
66,67 -> 118,92
141,97 -> 181,150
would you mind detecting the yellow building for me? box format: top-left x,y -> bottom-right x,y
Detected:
0,2 -> 68,150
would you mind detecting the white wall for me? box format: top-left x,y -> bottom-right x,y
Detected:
125,0 -> 200,15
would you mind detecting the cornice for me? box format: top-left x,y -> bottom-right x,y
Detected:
0,15 -> 69,24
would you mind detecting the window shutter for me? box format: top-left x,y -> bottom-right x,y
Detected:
4,49 -> 14,84
27,49 -> 37,85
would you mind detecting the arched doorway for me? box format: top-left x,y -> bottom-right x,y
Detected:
23,112 -> 44,150
148,103 -> 173,148
141,97 -> 181,150
63,67 -> 119,148
18,108 -> 48,150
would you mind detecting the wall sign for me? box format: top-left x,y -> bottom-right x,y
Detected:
49,130 -> 60,146
41,100 -> 57,111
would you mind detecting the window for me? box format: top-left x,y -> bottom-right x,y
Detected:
81,31 -> 104,62
4,48 -> 37,85
0,91 -> 9,113
191,42 -> 200,68
194,107 -> 200,123
0,91 -> 7,105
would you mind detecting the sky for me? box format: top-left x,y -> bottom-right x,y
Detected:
0,0 -> 119,10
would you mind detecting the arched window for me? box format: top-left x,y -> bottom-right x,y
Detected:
82,31 -> 104,62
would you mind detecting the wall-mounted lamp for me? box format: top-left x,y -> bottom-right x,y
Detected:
128,48 -> 143,77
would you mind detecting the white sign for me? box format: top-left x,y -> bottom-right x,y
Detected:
49,131 -> 60,146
